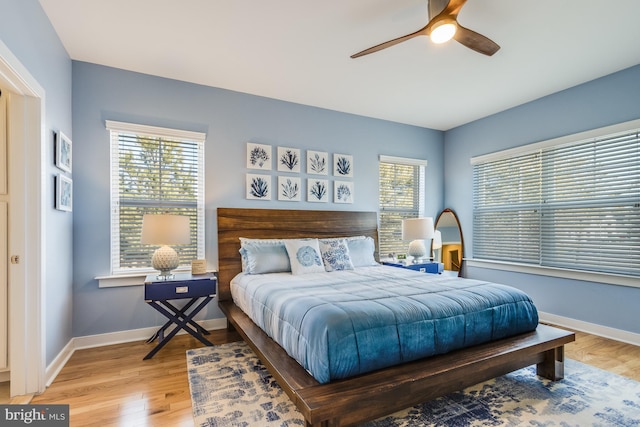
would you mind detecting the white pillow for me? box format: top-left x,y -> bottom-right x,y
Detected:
284,239 -> 325,275
319,238 -> 354,272
348,236 -> 379,267
238,238 -> 291,274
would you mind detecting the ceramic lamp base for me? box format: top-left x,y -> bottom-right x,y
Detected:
408,239 -> 427,263
152,245 -> 180,279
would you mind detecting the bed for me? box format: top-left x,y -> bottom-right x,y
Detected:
217,208 -> 575,427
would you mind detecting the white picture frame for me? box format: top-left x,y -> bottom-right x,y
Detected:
55,130 -> 72,173
307,178 -> 329,203
246,142 -> 272,170
277,147 -> 301,173
306,150 -> 328,175
55,174 -> 73,212
278,176 -> 301,201
334,153 -> 353,177
334,181 -> 354,204
246,173 -> 271,200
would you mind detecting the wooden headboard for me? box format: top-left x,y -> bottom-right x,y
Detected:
216,208 -> 379,301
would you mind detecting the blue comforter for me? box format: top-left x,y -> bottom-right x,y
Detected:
231,265 -> 538,384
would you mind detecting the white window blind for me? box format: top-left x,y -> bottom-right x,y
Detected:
473,126 -> 640,278
379,155 -> 426,257
107,121 -> 205,274
473,152 -> 541,264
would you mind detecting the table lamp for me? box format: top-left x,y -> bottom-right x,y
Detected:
402,217 -> 434,263
141,214 -> 191,280
431,230 -> 442,261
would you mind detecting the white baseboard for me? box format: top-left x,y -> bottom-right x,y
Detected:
45,318 -> 227,387
45,340 -> 74,387
71,318 -> 226,350
0,371 -> 9,382
539,311 -> 640,347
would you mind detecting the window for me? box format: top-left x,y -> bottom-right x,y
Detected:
472,121 -> 640,278
379,155 -> 426,257
107,121 -> 205,274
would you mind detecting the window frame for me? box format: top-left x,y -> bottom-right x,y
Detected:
378,155 -> 427,258
470,119 -> 640,288
105,120 -> 206,278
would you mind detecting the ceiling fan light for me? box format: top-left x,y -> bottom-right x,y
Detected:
430,20 -> 457,44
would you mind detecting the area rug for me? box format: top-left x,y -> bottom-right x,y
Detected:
187,342 -> 640,426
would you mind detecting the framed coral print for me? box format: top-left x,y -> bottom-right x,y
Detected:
334,153 -> 353,177
307,150 -> 328,175
246,142 -> 272,170
55,174 -> 73,211
55,131 -> 72,173
277,147 -> 301,173
307,178 -> 328,203
278,176 -> 301,201
334,181 -> 354,204
246,174 -> 271,200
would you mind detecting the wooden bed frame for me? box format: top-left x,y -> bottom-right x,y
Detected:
217,207 -> 575,427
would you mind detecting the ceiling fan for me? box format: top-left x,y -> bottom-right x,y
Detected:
351,0 -> 500,58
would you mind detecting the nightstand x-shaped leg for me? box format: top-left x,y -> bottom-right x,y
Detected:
144,296 -> 214,360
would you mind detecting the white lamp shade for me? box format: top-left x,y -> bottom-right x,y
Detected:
402,217 -> 435,241
432,230 -> 442,250
141,214 -> 191,245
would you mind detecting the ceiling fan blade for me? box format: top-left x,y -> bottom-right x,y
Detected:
351,0 -> 499,58
351,26 -> 427,58
434,0 -> 467,18
428,0 -> 450,19
453,25 -> 500,56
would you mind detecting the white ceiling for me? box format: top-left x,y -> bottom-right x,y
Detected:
39,0 -> 640,131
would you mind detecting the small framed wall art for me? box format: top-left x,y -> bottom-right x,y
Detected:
277,147 -> 301,173
55,174 -> 73,212
278,176 -> 301,201
307,178 -> 328,203
334,181 -> 354,204
246,173 -> 271,200
334,153 -> 353,177
246,142 -> 272,170
55,131 -> 72,173
307,150 -> 328,175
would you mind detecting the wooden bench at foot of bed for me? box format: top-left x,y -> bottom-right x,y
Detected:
220,300 -> 575,427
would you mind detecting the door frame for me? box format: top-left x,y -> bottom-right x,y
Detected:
0,40 -> 46,396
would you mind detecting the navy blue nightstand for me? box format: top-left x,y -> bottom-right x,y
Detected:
144,272 -> 216,359
383,261 -> 444,274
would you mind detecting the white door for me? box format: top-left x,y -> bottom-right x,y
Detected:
0,89 -> 7,370
0,201 -> 6,370
0,39 -> 45,396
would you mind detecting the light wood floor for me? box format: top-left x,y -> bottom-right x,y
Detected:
0,381 -> 8,404
18,325 -> 639,426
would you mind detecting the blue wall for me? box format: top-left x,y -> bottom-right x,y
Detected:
444,64 -> 640,334
71,61 -> 444,337
0,0 -> 73,365
3,0 -> 638,365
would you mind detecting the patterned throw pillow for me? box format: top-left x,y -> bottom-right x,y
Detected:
319,239 -> 354,272
284,239 -> 325,275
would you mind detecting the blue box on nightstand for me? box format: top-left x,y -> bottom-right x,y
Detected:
382,261 -> 444,274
